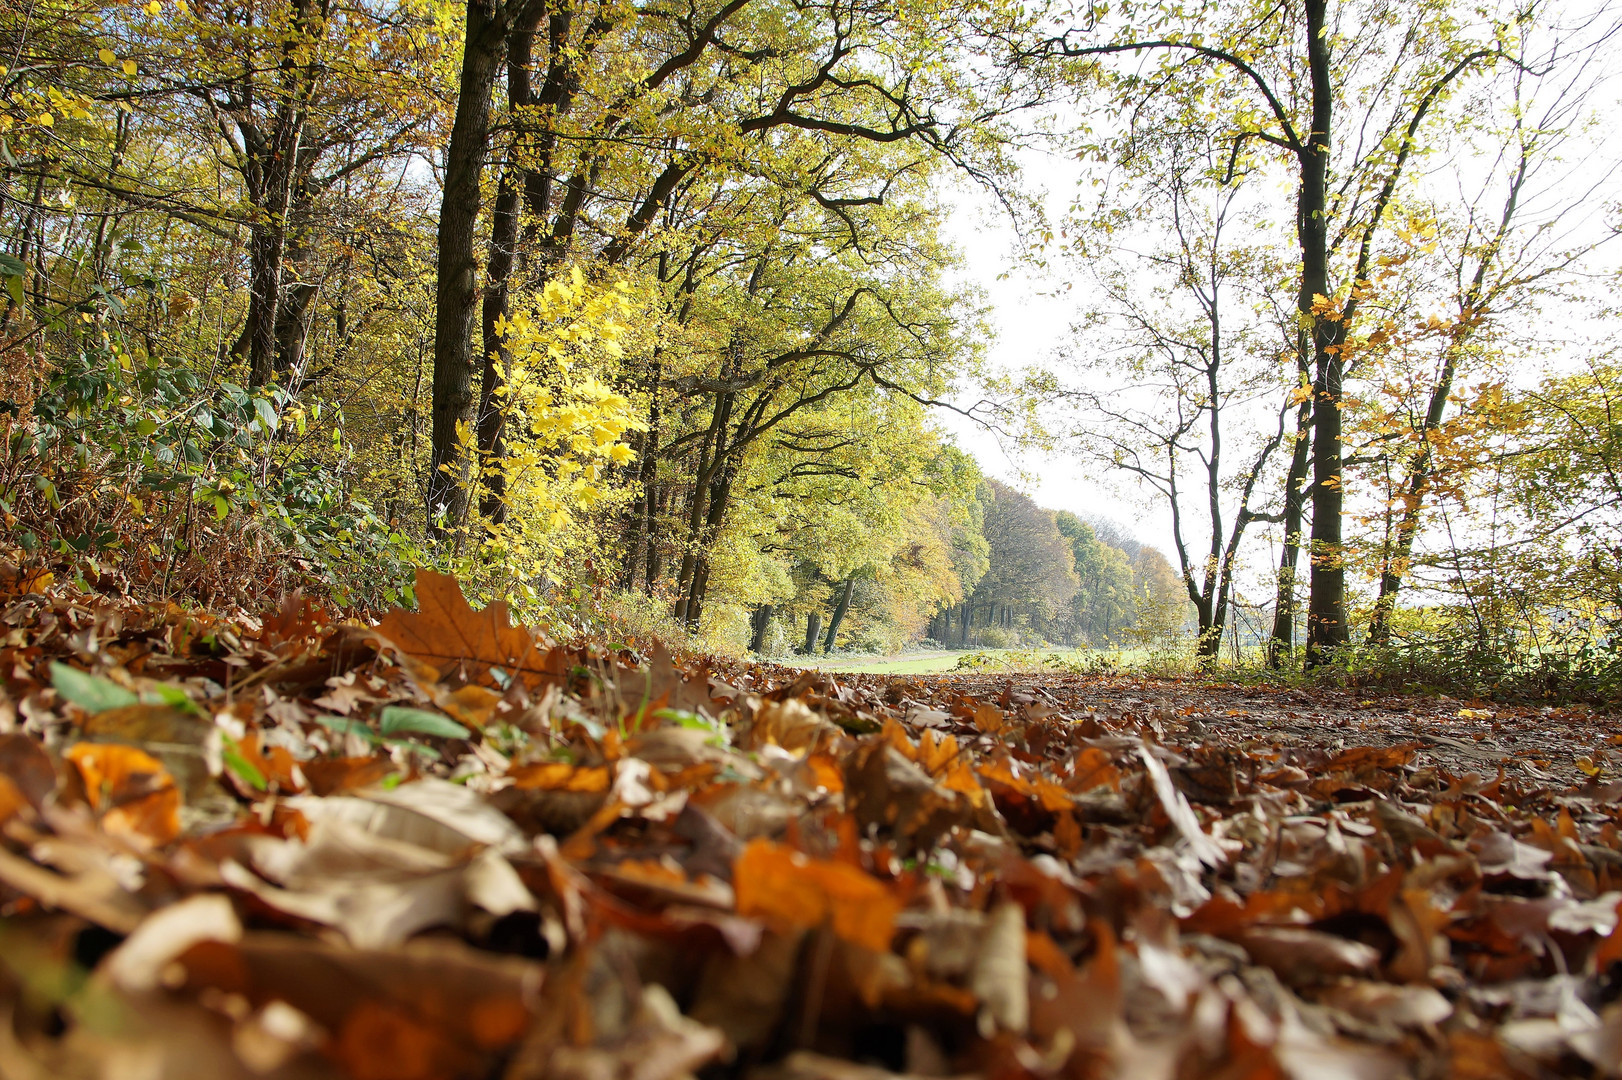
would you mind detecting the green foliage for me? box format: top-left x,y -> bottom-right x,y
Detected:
1,330 -> 423,606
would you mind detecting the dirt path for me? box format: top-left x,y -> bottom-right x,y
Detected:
731,664 -> 1622,799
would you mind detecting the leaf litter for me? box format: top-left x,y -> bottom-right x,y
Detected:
0,570 -> 1620,1078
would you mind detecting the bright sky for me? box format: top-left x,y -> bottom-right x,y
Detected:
935,152 -> 1181,555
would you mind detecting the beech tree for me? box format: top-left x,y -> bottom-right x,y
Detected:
1027,0 -> 1521,663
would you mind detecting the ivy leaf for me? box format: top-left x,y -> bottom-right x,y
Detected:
50,662 -> 139,713
379,707 -> 471,740
311,714 -> 379,742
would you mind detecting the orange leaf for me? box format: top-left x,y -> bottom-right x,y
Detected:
916,729 -> 961,775
1594,898 -> 1622,971
333,998 -> 449,1080
1067,747 -> 1121,793
235,733 -> 304,793
978,759 -> 1073,813
507,762 -> 611,792
64,743 -> 180,846
0,773 -> 28,826
968,701 -> 1007,735
734,838 -> 900,952
376,570 -> 557,687
438,684 -> 502,729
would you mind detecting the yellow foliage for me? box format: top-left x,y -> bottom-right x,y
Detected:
460,270 -> 651,598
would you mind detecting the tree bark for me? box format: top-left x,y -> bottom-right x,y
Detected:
430,0 -> 509,534
803,611 -> 823,655
749,604 -> 774,653
1270,389 -> 1312,666
822,575 -> 855,654
1300,0 -> 1347,666
477,165 -> 519,526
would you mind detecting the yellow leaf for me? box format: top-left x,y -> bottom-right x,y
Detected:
98,48 -> 116,64
122,59 -> 138,75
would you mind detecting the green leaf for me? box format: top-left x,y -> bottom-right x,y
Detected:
379,706 -> 471,740
311,714 -> 379,742
4,276 -> 22,308
221,742 -> 267,791
50,661 -> 138,712
0,254 -> 25,277
149,682 -> 202,715
382,738 -> 441,761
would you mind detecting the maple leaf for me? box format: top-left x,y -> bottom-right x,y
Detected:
374,569 -> 563,687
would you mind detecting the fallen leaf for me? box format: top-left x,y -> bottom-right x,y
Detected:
734,838 -> 900,953
65,742 -> 182,846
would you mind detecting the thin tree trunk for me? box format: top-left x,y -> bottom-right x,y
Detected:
1368,153 -> 1527,644
646,483 -> 668,591
683,462 -> 735,628
1270,392 -> 1312,666
429,0 -> 508,534
1300,0 -> 1347,666
621,352 -> 663,590
477,166 -> 520,525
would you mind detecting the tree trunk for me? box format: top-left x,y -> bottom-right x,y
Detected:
245,195 -> 290,388
682,461 -> 735,629
477,166 -> 520,525
1193,597 -> 1219,661
748,604 -> 774,653
429,0 -> 508,534
620,353 -> 663,590
1369,156 -> 1526,644
646,483 -> 668,591
822,576 -> 855,654
672,396 -> 728,623
274,279 -> 318,382
803,612 -> 823,655
1300,0 -> 1347,666
1269,394 -> 1312,666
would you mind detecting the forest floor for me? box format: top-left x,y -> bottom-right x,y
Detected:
1,570 -> 1620,1079
796,667 -> 1622,795
788,650 -> 966,675
789,648 -> 1156,676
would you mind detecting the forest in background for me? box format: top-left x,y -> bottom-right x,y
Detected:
3,0 -> 1622,690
